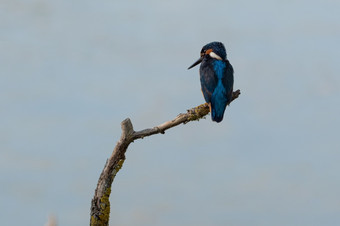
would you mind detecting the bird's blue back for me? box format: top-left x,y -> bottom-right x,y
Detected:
200,57 -> 234,122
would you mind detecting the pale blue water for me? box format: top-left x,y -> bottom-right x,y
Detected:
1,0 -> 340,225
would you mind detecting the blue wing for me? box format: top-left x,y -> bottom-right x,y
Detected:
222,61 -> 234,104
199,58 -> 218,103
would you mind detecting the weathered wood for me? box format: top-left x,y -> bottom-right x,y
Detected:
90,90 -> 240,226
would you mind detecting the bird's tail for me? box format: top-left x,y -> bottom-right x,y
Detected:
211,102 -> 227,122
211,87 -> 228,123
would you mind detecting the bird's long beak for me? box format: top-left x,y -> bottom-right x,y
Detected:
187,57 -> 203,69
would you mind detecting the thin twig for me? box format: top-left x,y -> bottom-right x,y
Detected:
90,89 -> 240,226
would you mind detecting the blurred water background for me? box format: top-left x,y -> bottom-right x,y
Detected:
1,0 -> 340,225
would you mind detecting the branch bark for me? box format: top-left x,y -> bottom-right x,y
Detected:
90,90 -> 241,226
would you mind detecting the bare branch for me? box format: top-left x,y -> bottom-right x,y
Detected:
90,89 -> 241,226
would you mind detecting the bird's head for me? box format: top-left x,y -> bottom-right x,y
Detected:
188,41 -> 227,69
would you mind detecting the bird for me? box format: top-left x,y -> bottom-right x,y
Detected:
188,41 -> 234,123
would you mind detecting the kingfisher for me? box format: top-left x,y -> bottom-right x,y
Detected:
188,41 -> 234,123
